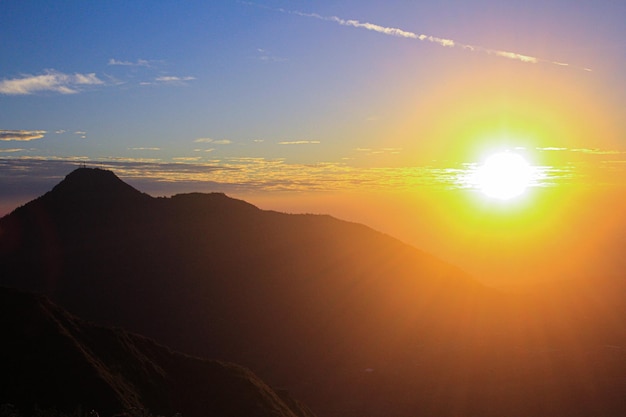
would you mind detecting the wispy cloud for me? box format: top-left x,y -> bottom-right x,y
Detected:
538,146 -> 625,155
73,130 -> 87,139
259,5 -> 591,70
194,138 -> 214,143
155,75 -> 195,83
194,138 -> 231,145
278,140 -> 321,145
256,48 -> 287,62
571,148 -> 624,155
0,148 -> 26,153
129,147 -> 161,151
537,147 -> 568,151
355,147 -> 402,155
0,130 -> 46,141
98,156 -> 161,164
0,70 -> 104,95
139,75 -> 196,86
108,58 -> 152,67
173,156 -> 202,162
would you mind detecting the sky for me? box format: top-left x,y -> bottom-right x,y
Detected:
1,0 -> 625,287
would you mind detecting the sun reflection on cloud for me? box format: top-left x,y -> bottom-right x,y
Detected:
457,161 -> 574,192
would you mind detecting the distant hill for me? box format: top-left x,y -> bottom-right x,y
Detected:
1,167 -> 625,417
0,286 -> 315,417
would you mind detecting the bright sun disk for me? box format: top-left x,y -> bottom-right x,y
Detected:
474,152 -> 532,200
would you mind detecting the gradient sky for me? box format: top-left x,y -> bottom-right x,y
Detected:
1,0 -> 625,286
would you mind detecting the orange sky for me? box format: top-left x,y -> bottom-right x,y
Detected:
248,179 -> 626,290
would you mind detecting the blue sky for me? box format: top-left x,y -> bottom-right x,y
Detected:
1,0 -> 625,205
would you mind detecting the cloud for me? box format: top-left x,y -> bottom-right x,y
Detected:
256,48 -> 287,62
108,58 -> 152,67
292,10 -> 539,63
354,147 -> 402,156
537,146 -> 625,155
194,138 -> 231,145
0,148 -> 26,153
571,148 -> 624,155
259,5 -> 590,69
154,75 -> 195,83
98,156 -> 162,164
2,151 -> 621,209
278,140 -> 321,145
139,75 -> 196,86
0,70 -> 104,95
0,130 -> 46,141
538,147 -> 568,151
129,147 -> 161,151
173,156 -> 202,162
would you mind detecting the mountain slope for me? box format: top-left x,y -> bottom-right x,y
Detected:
0,168 -> 486,359
0,168 -> 490,415
0,286 -> 315,417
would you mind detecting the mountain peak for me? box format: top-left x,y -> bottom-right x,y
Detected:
53,167 -> 139,194
47,167 -> 149,203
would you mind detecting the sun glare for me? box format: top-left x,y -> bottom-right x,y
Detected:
474,152 -> 533,200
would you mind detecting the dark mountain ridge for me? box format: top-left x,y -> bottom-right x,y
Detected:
1,169 -> 484,355
0,285 -> 315,417
1,167 -> 625,417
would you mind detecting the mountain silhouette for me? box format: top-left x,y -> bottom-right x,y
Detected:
0,286 -> 315,417
1,167 -> 625,417
46,166 -> 150,201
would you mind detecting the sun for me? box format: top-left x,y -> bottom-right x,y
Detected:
474,151 -> 533,200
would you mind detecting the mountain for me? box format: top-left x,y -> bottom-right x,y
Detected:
0,286 -> 315,417
1,167 -> 625,417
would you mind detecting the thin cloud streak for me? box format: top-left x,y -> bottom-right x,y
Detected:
278,140 -> 321,145
256,48 -> 288,62
0,70 -> 104,95
0,130 -> 46,141
268,6 -> 590,70
139,76 -> 196,86
155,76 -> 195,83
108,58 -> 152,67
538,146 -> 625,155
194,138 -> 232,145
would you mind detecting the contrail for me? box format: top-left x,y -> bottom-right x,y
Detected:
253,3 -> 592,71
